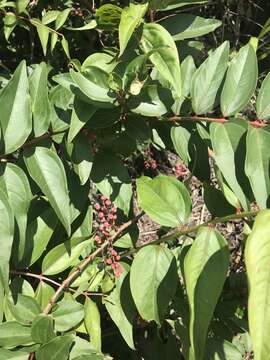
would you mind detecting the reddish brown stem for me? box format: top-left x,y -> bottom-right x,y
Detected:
42,212 -> 143,315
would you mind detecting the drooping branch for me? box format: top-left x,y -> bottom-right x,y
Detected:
42,212 -> 144,315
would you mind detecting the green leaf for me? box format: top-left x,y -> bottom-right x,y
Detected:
130,245 -> 178,325
42,237 -> 89,275
66,20 -> 97,31
67,134 -> 93,185
35,282 -> 55,310
221,44 -> 258,117
245,126 -> 270,209
105,272 -> 136,349
82,53 -> 116,73
90,153 -> 132,215
6,294 -> 41,325
16,0 -> 29,13
0,348 -> 29,359
141,23 -> 181,98
0,163 -> 32,263
136,175 -> 191,227
184,227 -> 229,360
42,10 -> 60,25
3,13 -> 17,41
256,72 -> 270,120
70,68 -> 117,107
32,20 -> 50,56
55,8 -> 71,30
205,339 -> 243,360
35,335 -> 74,360
27,206 -> 58,266
128,85 -> 173,117
203,183 -> 234,217
119,3 -> 148,56
161,14 -> 221,41
95,4 -> 122,30
0,321 -> 33,348
31,314 -> 55,344
191,41 -> 229,115
29,62 -> 50,136
210,121 -> 249,210
24,146 -> 71,235
68,97 -> 96,143
171,125 -> 191,164
84,298 -> 101,352
61,37 -> 70,58
155,0 -> 209,11
51,32 -> 58,52
245,210 -> 270,360
52,300 -> 84,332
0,188 -> 14,295
172,55 -> 196,114
0,60 -> 31,154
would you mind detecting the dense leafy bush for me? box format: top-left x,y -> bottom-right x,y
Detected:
0,1 -> 270,359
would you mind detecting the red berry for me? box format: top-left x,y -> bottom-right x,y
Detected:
98,212 -> 104,219
116,255 -> 121,261
94,203 -> 100,210
112,207 -> 117,213
106,258 -> 112,265
104,222 -> 110,228
101,195 -> 107,201
111,249 -> 117,256
108,214 -> 114,220
113,215 -> 117,220
105,199 -> 111,206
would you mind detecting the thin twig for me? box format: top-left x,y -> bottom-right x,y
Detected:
42,212 -> 143,315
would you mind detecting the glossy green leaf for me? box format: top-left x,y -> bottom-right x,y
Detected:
35,335 -> 74,360
171,125 -> 191,164
53,300 -> 84,332
6,294 -> 41,325
191,41 -> 229,114
27,206 -> 58,266
256,72 -> 270,120
245,126 -> 270,208
31,314 -> 55,343
141,23 -> 181,98
35,282 -> 55,310
61,37 -> 70,58
210,121 -> 249,210
172,55 -> 196,114
82,53 -> 116,73
33,21 -> 50,56
68,97 -> 96,143
42,10 -> 60,25
0,163 -> 32,263
245,210 -> 270,360
3,13 -> 17,41
156,0 -> 209,11
161,14 -> 221,41
84,298 -> 101,352
136,175 -> 191,227
128,85 -> 173,116
184,227 -> 229,360
205,339 -> 242,360
105,272 -> 136,349
221,44 -> 258,117
42,237 -> 89,275
55,8 -> 70,30
24,146 -> 71,235
70,68 -> 117,107
91,153 -> 132,215
0,321 -> 33,347
130,245 -> 178,324
0,60 -> 31,154
119,3 -> 148,56
0,348 -> 29,359
68,134 -> 93,185
0,189 -> 14,295
66,20 -> 97,31
29,62 -> 50,136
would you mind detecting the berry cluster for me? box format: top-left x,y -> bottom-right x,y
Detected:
93,194 -> 123,278
174,162 -> 188,178
143,148 -> 157,170
71,8 -> 85,17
